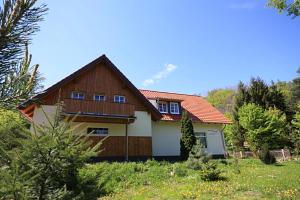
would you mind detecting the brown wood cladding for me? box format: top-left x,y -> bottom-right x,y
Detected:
88,136 -> 152,157
42,63 -> 148,112
63,98 -> 135,116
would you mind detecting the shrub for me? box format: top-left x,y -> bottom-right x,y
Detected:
199,162 -> 222,181
187,142 -> 209,170
187,142 -> 223,181
0,108 -> 26,151
180,111 -> 196,160
259,144 -> 276,164
0,105 -> 102,199
232,157 -> 241,174
171,163 -> 188,177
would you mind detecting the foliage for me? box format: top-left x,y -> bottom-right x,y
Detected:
291,68 -> 300,109
227,81 -> 248,150
206,88 -> 235,113
180,111 -> 196,160
171,163 -> 188,177
187,142 -> 210,170
268,0 -> 300,18
0,105 -> 102,199
90,159 -> 300,199
198,161 -> 222,181
0,0 -> 47,108
79,160 -> 171,197
238,103 -> 286,151
232,156 -> 241,174
186,142 -> 222,181
0,108 -> 26,151
291,104 -> 300,157
259,144 -> 276,164
226,78 -> 288,151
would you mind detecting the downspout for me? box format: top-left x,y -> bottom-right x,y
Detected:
220,125 -> 227,158
125,119 -> 129,161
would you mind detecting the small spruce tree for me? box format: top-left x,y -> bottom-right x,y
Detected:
180,111 -> 196,160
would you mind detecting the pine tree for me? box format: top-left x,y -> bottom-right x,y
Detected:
180,111 -> 196,160
0,104 -> 102,199
291,104 -> 300,158
230,81 -> 248,149
0,0 -> 47,108
291,68 -> 300,108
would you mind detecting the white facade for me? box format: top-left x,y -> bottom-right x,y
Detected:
30,105 -> 57,132
152,121 -> 225,156
31,105 -> 226,156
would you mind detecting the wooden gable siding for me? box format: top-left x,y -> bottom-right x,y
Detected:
42,62 -> 148,112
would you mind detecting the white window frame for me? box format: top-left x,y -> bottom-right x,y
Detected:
71,92 -> 85,100
87,128 -> 108,136
195,132 -> 207,148
158,101 -> 168,113
114,95 -> 126,103
94,94 -> 106,101
170,102 -> 180,114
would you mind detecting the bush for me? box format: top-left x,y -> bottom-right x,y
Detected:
187,143 -> 223,181
187,142 -> 210,170
259,144 -> 276,164
171,163 -> 188,177
0,109 -> 26,151
0,105 -> 102,199
199,162 -> 222,181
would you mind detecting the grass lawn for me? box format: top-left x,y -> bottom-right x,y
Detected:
80,159 -> 300,200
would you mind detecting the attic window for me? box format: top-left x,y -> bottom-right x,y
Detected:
94,94 -> 105,101
114,95 -> 126,103
158,101 -> 168,113
71,92 -> 84,100
170,102 -> 180,114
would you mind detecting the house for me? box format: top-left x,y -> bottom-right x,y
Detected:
18,55 -> 231,160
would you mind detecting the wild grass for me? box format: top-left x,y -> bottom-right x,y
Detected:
79,159 -> 300,200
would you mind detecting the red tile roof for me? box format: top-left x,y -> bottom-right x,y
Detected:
140,89 -> 231,124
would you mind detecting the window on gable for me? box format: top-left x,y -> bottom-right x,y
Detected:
114,95 -> 126,103
94,94 -> 105,101
170,102 -> 180,114
71,92 -> 85,100
158,101 -> 168,113
87,128 -> 108,135
195,132 -> 207,148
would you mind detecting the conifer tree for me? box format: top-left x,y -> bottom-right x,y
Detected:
180,111 -> 196,160
0,104 -> 102,199
0,0 -> 47,108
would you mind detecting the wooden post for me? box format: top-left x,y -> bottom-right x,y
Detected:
281,149 -> 286,160
125,122 -> 129,161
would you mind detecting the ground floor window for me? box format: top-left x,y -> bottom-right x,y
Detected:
87,128 -> 108,136
195,132 -> 207,148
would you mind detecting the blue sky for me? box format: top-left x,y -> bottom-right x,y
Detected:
31,0 -> 300,96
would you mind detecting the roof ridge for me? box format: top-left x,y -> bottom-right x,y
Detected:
139,89 -> 203,98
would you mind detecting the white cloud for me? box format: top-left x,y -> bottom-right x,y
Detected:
142,63 -> 178,86
229,2 -> 257,10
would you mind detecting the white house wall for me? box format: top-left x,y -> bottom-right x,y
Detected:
152,121 -> 181,156
70,122 -> 126,136
30,105 -> 57,132
128,111 -> 152,136
152,121 -> 225,156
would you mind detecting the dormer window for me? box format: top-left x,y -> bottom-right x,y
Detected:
170,102 -> 180,114
114,95 -> 126,103
94,94 -> 105,101
71,92 -> 84,100
158,101 -> 168,113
